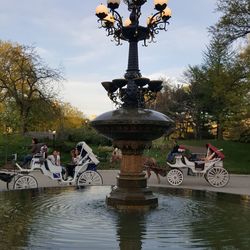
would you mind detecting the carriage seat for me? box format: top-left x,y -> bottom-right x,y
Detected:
44,159 -> 62,173
167,155 -> 186,168
194,157 -> 221,170
184,157 -> 195,167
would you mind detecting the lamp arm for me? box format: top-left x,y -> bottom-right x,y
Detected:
111,9 -> 123,27
153,21 -> 169,33
147,11 -> 161,28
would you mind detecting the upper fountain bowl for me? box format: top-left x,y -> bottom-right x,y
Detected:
91,108 -> 174,141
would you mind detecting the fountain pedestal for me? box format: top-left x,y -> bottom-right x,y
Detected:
107,139 -> 157,211
92,108 -> 173,211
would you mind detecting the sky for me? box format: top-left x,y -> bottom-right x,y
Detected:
0,0 -> 219,118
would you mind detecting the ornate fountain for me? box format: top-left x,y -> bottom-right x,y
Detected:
92,0 -> 174,211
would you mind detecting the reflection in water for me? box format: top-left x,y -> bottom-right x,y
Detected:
0,189 -> 39,249
116,212 -> 145,250
189,191 -> 250,249
153,188 -> 250,249
0,187 -> 250,249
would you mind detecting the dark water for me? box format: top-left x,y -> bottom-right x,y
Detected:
0,186 -> 250,250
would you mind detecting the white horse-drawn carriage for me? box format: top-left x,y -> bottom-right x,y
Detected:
166,143 -> 230,187
0,141 -> 103,190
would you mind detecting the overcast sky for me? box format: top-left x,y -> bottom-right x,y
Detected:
0,0 -> 219,117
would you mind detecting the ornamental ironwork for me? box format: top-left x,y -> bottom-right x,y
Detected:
95,0 -> 172,108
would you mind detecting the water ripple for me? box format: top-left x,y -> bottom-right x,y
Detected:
0,186 -> 250,249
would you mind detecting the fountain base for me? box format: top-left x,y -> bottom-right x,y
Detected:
107,173 -> 158,211
92,108 -> 174,211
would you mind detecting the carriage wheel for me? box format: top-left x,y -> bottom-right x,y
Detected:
205,167 -> 229,187
77,170 -> 103,187
13,175 -> 38,190
167,169 -> 184,186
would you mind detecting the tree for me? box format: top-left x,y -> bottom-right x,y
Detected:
26,99 -> 62,132
149,79 -> 173,114
184,35 -> 250,140
183,65 -> 213,139
226,41 -> 250,140
203,37 -> 234,138
0,100 -> 20,133
209,0 -> 250,44
0,41 -> 63,134
59,102 -> 87,129
149,79 -> 195,139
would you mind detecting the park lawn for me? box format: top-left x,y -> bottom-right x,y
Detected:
148,139 -> 250,174
179,140 -> 250,174
1,134 -> 249,174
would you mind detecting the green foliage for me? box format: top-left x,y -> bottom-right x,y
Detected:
144,138 -> 173,166
181,35 -> 250,140
0,133 -> 249,174
95,145 -> 113,162
27,99 -> 62,132
60,126 -> 112,146
153,2 -> 249,142
0,101 -> 20,133
0,134 -> 33,165
239,129 -> 250,143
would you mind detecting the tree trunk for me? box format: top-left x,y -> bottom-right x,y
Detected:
20,108 -> 29,135
216,122 -> 223,140
194,114 -> 202,140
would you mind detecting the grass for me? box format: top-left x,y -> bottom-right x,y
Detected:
0,134 -> 249,174
149,138 -> 250,174
183,140 -> 250,174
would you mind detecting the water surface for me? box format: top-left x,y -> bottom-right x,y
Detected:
0,186 -> 250,249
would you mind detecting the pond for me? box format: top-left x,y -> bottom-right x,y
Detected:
0,186 -> 250,249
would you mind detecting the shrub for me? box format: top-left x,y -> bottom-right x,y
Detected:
96,146 -> 113,162
59,127 -> 111,146
239,129 -> 250,143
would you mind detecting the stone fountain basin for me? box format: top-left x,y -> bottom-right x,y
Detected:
91,108 -> 174,141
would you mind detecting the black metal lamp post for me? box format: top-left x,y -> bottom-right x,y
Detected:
95,0 -> 171,108
92,0 -> 174,211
